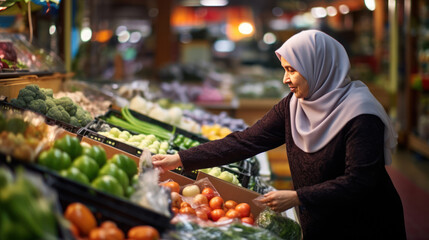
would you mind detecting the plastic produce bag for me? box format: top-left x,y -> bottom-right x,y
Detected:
255,207 -> 301,240
130,149 -> 171,217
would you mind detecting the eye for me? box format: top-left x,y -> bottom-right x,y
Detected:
285,66 -> 296,74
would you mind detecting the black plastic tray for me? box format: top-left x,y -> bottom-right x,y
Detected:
0,100 -> 82,134
79,118 -> 176,157
0,156 -> 173,234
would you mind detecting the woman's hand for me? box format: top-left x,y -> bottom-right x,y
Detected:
259,190 -> 301,213
152,153 -> 183,173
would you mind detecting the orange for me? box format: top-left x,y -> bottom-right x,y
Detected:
64,202 -> 97,236
127,226 -> 160,240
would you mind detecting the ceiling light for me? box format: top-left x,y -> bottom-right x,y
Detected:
200,0 -> 228,7
326,6 -> 337,17
311,7 -> 327,19
339,4 -> 350,14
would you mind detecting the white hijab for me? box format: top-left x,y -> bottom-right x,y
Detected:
275,30 -> 397,165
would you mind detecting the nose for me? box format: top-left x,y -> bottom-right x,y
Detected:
283,72 -> 290,84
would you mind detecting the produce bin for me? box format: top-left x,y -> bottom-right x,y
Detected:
0,100 -> 81,134
0,156 -> 173,234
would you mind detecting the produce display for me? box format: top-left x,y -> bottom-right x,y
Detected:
183,109 -> 248,132
200,124 -> 233,141
199,167 -> 242,186
0,166 -> 62,240
9,84 -> 93,127
105,107 -> 173,141
54,91 -> 112,118
37,134 -> 138,198
0,109 -> 58,162
91,122 -> 171,155
129,95 -> 201,134
161,179 -> 255,224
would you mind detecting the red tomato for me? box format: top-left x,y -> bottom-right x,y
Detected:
210,209 -> 225,221
179,206 -> 196,215
171,207 -> 179,215
196,210 -> 209,221
235,203 -> 251,218
241,217 -> 254,225
161,181 -> 180,193
217,216 -> 231,223
180,202 -> 191,209
209,196 -> 224,210
127,225 -> 160,240
224,200 -> 238,210
225,209 -> 241,219
201,187 -> 216,201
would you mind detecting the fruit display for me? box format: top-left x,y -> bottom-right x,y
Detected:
0,109 -> 58,162
199,167 -> 242,186
37,134 -> 138,198
200,124 -> 233,140
0,166 -> 63,240
183,109 -> 248,132
9,84 -> 93,128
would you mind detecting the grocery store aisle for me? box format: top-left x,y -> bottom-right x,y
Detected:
389,149 -> 429,240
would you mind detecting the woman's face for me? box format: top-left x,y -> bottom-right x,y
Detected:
281,56 -> 309,99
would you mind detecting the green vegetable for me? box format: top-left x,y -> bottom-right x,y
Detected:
45,98 -> 56,110
41,88 -> 53,98
72,155 -> 99,181
75,106 -> 92,127
10,98 -> 26,109
98,163 -> 129,192
109,154 -> 137,180
170,221 -> 282,240
53,96 -> 77,116
38,148 -> 72,171
59,167 -> 90,185
91,175 -> 124,197
27,99 -> 48,114
83,145 -> 107,167
46,105 -> 71,123
5,117 -> 27,134
16,84 -> 47,104
257,209 -> 301,240
53,135 -> 83,159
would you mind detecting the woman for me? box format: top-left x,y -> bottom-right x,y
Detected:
152,30 -> 406,239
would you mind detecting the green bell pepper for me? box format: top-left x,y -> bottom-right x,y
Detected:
38,148 -> 72,171
53,135 -> 82,160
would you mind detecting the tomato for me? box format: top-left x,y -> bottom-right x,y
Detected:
217,216 -> 232,223
235,203 -> 251,218
128,226 -> 160,240
64,202 -> 97,236
225,209 -> 241,219
241,217 -> 254,225
210,209 -> 225,221
100,221 -> 117,229
224,200 -> 238,210
89,226 -> 125,240
196,210 -> 209,221
179,206 -> 196,215
180,202 -> 191,209
209,196 -> 224,210
192,194 -> 208,206
201,187 -> 216,201
161,181 -> 180,193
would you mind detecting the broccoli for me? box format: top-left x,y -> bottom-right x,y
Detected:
53,97 -> 77,116
45,98 -> 56,110
41,88 -> 54,98
69,116 -> 81,127
75,106 -> 92,127
10,98 -> 26,109
17,84 -> 46,103
27,99 -> 48,114
46,105 -> 70,123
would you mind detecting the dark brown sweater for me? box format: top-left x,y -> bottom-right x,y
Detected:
179,92 -> 406,239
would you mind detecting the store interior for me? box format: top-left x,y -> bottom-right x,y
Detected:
1,0 -> 429,239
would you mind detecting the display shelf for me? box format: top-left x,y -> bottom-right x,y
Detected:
408,133 -> 429,159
